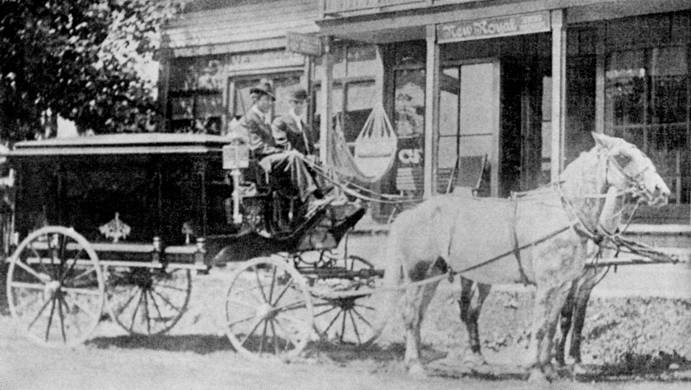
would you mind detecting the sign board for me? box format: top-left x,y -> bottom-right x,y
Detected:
223,143 -> 249,170
286,32 -> 323,57
437,12 -> 551,43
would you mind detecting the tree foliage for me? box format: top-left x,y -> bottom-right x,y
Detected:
0,0 -> 183,141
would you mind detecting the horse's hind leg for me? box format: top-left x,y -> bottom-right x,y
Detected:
458,277 -> 491,365
401,262 -> 442,377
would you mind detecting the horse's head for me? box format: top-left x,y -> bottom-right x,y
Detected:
592,132 -> 670,207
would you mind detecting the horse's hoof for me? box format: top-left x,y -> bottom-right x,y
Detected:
527,368 -> 550,383
407,362 -> 427,379
542,363 -> 559,380
463,352 -> 487,366
572,363 -> 588,375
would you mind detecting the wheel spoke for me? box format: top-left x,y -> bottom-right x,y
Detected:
271,300 -> 307,314
57,235 -> 68,279
348,310 -> 362,344
239,317 -> 264,348
354,303 -> 375,311
30,243 -> 51,277
273,318 -> 300,349
227,314 -> 260,328
13,260 -> 48,285
150,289 -> 183,313
60,247 -> 84,284
253,266 -> 268,303
58,293 -> 67,342
112,286 -> 140,316
143,291 -> 151,334
70,267 -> 97,283
351,307 -> 373,328
148,290 -> 165,323
45,296 -> 57,341
62,287 -> 102,296
59,294 -> 81,335
227,286 -> 265,306
63,291 -> 100,320
129,290 -> 145,332
152,283 -> 188,293
322,310 -> 342,334
225,297 -> 257,310
259,320 -> 268,354
9,281 -> 46,291
270,319 -> 279,355
314,306 -> 338,318
267,266 -> 277,303
340,309 -> 347,342
270,279 -> 294,306
25,296 -> 53,331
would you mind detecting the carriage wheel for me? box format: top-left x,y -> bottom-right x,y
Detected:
312,255 -> 384,347
225,257 -> 313,361
107,267 -> 191,336
6,226 -> 104,347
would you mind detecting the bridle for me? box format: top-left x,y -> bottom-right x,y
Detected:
558,146 -> 675,263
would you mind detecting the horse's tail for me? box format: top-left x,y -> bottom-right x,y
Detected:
365,217 -> 406,346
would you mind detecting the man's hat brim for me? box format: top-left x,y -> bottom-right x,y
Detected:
250,87 -> 276,100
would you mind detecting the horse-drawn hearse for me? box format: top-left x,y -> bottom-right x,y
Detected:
3,130 -> 681,381
2,133 -> 383,359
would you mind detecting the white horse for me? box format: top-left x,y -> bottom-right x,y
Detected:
459,187 -> 632,370
380,133 -> 669,382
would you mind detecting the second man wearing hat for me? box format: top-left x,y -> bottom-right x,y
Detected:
234,81 -> 330,217
271,88 -> 316,156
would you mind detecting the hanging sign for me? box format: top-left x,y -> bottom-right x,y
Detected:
437,11 -> 551,43
286,32 -> 323,57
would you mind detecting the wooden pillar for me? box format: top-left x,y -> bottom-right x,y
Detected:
303,56 -> 314,129
424,25 -> 440,198
594,24 -> 606,134
158,35 -> 173,132
319,37 -> 333,165
550,9 -> 567,183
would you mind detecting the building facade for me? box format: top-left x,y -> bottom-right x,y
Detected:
161,0 -> 691,224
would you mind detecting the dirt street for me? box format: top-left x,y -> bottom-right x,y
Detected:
1,234 -> 690,389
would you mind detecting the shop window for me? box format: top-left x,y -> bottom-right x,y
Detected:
227,73 -> 302,122
168,56 -> 224,134
605,44 -> 690,211
313,43 -> 380,145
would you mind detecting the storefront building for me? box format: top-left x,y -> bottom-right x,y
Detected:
161,0 -> 690,225
160,0 -> 321,134
317,0 -> 691,224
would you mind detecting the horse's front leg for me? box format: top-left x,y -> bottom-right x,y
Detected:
458,277 -> 491,365
556,281 -> 578,366
527,280 -> 572,383
569,267 -> 605,366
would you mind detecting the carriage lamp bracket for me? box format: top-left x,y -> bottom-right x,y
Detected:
223,141 -> 249,226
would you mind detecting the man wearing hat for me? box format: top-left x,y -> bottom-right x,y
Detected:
271,88 -> 316,156
235,80 -> 329,214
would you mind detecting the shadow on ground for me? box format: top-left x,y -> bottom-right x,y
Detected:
88,334 -> 234,354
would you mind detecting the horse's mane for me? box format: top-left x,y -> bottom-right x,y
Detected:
560,147 -> 605,197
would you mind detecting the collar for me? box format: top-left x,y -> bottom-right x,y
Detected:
251,106 -> 271,124
290,110 -> 303,129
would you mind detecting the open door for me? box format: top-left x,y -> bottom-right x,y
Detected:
437,61 -> 501,197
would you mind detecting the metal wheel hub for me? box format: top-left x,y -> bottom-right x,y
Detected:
45,280 -> 61,296
256,303 -> 276,320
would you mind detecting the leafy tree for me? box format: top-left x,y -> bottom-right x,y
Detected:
0,0 -> 183,141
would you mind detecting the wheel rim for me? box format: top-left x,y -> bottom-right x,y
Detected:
6,226 -> 104,347
107,267 -> 191,336
312,255 -> 382,346
225,257 -> 313,361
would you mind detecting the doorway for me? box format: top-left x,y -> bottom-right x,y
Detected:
437,61 -> 501,196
